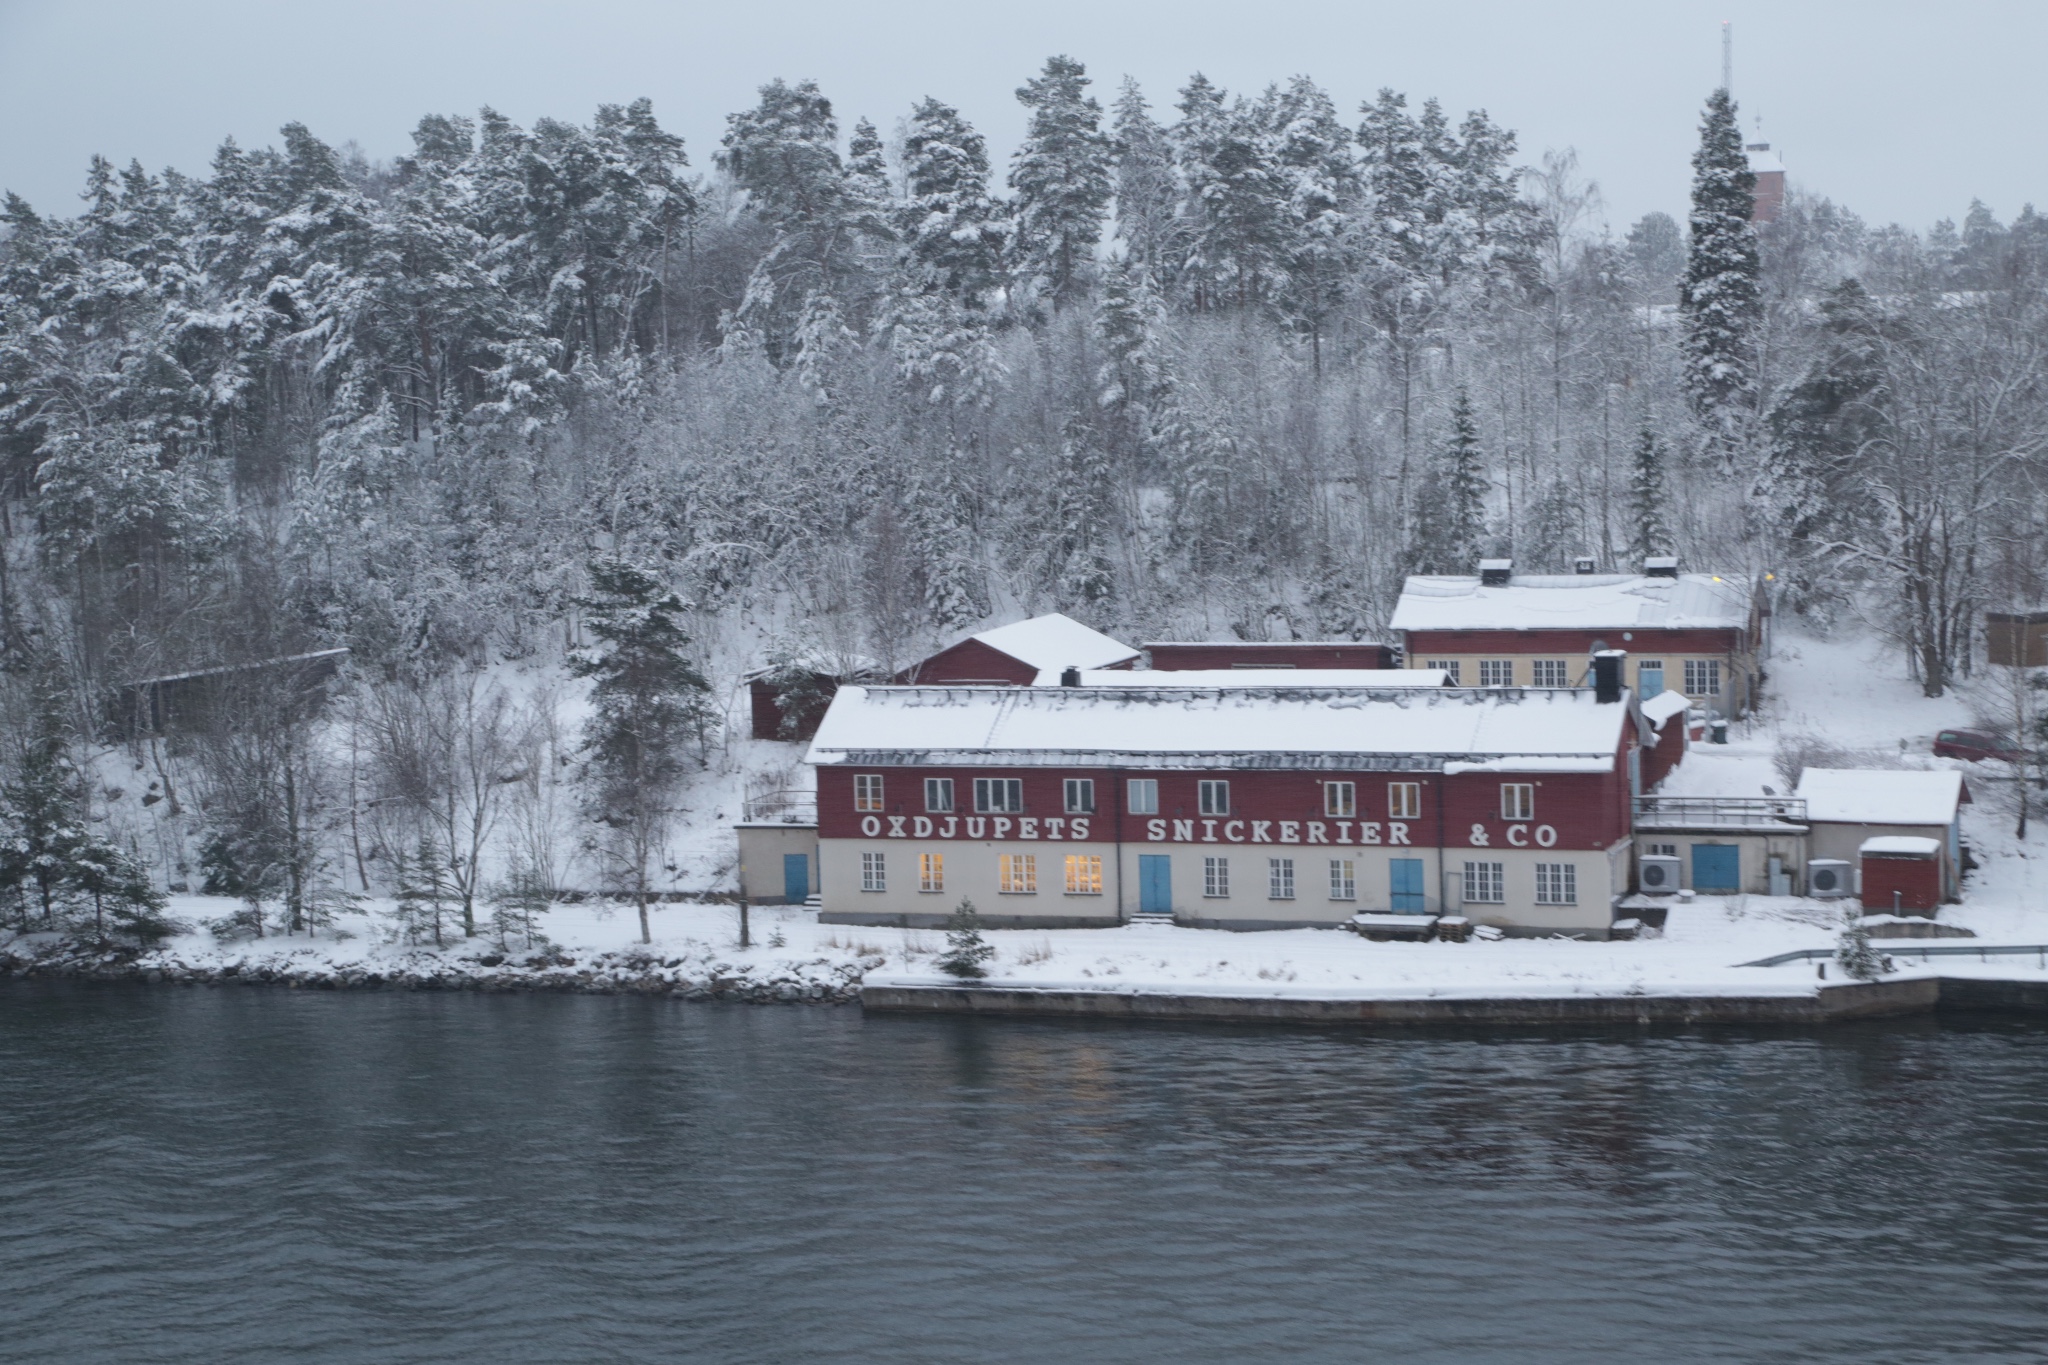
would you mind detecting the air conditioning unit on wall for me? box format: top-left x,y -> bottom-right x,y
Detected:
1638,854 -> 1682,894
1807,859 -> 1853,899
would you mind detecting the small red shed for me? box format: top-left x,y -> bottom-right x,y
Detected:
1859,836 -> 1943,915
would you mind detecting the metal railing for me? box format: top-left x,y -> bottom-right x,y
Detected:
1740,943 -> 2048,968
1634,795 -> 1808,828
742,791 -> 818,824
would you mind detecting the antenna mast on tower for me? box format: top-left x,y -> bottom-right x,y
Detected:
1722,20 -> 1732,94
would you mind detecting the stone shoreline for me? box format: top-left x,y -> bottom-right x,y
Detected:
0,939 -> 870,1004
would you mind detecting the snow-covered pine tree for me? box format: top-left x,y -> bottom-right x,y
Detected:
895,99 -> 1008,310
1044,424 -> 1119,612
1172,75 -> 1288,312
1267,75 -> 1360,370
1405,389 -> 1489,575
937,898 -> 995,978
1009,55 -> 1114,315
570,558 -> 713,943
489,854 -> 551,950
1109,79 -> 1180,282
1628,425 -> 1674,564
1834,907 -> 1890,982
0,682 -> 91,925
1680,88 -> 1760,437
394,833 -> 452,947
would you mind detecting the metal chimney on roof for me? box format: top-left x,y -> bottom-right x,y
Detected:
1479,559 -> 1513,587
1060,666 -> 1081,687
1592,650 -> 1626,704
1643,555 -> 1680,579
1573,556 -> 1597,575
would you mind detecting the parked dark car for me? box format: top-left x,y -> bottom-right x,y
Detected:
1933,729 -> 2027,763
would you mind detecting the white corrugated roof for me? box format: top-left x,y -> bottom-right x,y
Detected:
809,684 -> 1629,771
968,614 -> 1139,671
1030,668 -> 1450,688
1797,769 -> 1965,826
1389,573 -> 1752,633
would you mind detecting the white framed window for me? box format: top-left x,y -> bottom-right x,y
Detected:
1479,659 -> 1515,687
924,778 -> 954,813
1534,862 -> 1577,904
1324,781 -> 1357,818
1329,859 -> 1357,900
1684,659 -> 1722,696
999,854 -> 1037,894
1064,778 -> 1096,814
918,853 -> 944,893
1388,782 -> 1422,820
1127,779 -> 1159,815
1637,659 -> 1666,679
1531,659 -> 1570,687
1268,858 -> 1296,900
1501,783 -> 1535,821
974,777 -> 1024,813
1462,861 -> 1504,904
1198,780 -> 1230,816
1647,842 -> 1678,858
860,851 -> 886,892
854,774 -> 885,812
1426,659 -> 1461,683
1203,856 -> 1230,898
1064,854 -> 1103,895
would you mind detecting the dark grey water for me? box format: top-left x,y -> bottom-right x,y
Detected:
3,985 -> 2046,1364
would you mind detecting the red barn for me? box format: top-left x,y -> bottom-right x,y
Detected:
1144,641 -> 1395,670
900,613 -> 1139,686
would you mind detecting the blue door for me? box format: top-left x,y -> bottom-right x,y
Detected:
1691,844 -> 1740,893
1638,665 -> 1664,700
783,853 -> 810,903
1390,858 -> 1427,913
1139,855 -> 1172,914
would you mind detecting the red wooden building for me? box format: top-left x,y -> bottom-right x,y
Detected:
1143,641 -> 1395,670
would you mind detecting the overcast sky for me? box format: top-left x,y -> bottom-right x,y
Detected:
1,0 -> 2039,233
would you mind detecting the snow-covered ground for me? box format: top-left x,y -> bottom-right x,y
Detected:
21,628 -> 2047,1003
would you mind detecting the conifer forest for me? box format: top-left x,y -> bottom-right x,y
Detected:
3,58 -> 2046,927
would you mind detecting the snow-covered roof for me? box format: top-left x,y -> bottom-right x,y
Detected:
1030,668 -> 1450,689
1139,640 -> 1387,649
1860,835 -> 1941,857
1746,143 -> 1786,175
1640,690 -> 1693,729
968,614 -> 1139,671
808,684 -> 1629,772
1796,769 -> 1966,826
1388,573 -> 1753,633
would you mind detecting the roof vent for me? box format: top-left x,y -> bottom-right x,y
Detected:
1573,556 -> 1597,575
1643,555 -> 1680,579
1478,559 -> 1513,587
1060,666 -> 1081,687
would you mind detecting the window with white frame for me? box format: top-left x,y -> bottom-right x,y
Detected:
918,853 -> 944,893
1388,782 -> 1422,820
1329,859 -> 1357,900
1268,858 -> 1296,900
924,778 -> 954,813
1479,659 -> 1515,687
1426,659 -> 1461,684
999,854 -> 1037,894
860,852 -> 886,892
974,777 -> 1024,813
1127,779 -> 1159,815
1462,861 -> 1504,903
1324,781 -> 1357,818
1534,862 -> 1577,904
1647,842 -> 1678,858
1198,780 -> 1231,815
1501,783 -> 1535,821
854,774 -> 884,812
1064,778 -> 1096,814
1684,659 -> 1722,696
1064,854 -> 1103,895
1531,659 -> 1570,687
1203,856 -> 1230,897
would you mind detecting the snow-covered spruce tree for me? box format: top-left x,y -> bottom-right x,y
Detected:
895,98 -> 1008,310
937,899 -> 996,979
0,682 -> 92,925
1835,907 -> 1890,982
489,854 -> 551,950
1044,425 -> 1119,613
1110,78 -> 1181,281
1010,55 -> 1114,316
1405,389 -> 1490,575
1267,75 -> 1360,371
1680,88 -> 1760,440
1628,425 -> 1674,564
393,834 -> 452,947
570,559 -> 713,944
1172,74 -> 1289,313
1524,476 -> 1582,574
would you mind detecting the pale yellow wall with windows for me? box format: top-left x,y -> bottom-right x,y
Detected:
1407,653 -> 1749,706
1444,842 -> 1623,935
